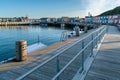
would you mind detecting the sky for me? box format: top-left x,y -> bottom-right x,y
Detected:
0,0 -> 120,18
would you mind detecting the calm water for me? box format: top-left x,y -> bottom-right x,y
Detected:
0,25 -> 72,62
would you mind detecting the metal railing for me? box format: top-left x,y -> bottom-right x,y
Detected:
16,26 -> 106,80
52,26 -> 106,80
60,31 -> 68,41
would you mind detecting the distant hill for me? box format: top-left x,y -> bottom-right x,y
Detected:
99,6 -> 120,16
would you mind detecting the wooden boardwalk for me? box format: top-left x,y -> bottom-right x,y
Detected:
0,25 -> 111,80
85,26 -> 120,80
0,26 -> 102,80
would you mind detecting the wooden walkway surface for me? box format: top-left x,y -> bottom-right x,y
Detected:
85,26 -> 120,80
0,26 -> 101,80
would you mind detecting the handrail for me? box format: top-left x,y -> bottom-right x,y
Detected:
52,27 -> 106,80
60,31 -> 68,41
16,26 -> 106,80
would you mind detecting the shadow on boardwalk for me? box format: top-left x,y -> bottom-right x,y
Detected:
85,26 -> 120,80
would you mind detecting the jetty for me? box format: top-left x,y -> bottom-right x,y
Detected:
0,22 -> 40,26
0,25 -> 120,80
84,25 -> 120,80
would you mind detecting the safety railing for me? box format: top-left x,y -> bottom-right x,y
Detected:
60,31 -> 68,41
52,26 -> 106,80
16,26 -> 106,80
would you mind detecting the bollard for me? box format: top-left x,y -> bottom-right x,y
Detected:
74,25 -> 80,36
16,40 -> 27,61
76,28 -> 80,36
84,26 -> 88,33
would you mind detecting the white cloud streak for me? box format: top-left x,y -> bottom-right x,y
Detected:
84,0 -> 120,16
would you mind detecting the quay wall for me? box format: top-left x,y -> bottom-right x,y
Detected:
0,22 -> 40,26
0,22 -> 98,30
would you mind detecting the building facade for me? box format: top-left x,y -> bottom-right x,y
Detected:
85,14 -> 120,24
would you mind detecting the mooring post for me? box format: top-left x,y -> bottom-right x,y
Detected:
16,40 -> 27,61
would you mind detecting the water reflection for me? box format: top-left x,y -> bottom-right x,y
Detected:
0,25 -> 72,62
0,25 -> 67,30
0,26 -> 29,29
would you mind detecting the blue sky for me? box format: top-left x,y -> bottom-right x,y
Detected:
0,0 -> 120,18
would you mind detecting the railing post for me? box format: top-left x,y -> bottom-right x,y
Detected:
99,29 -> 102,43
98,32 -> 100,44
99,28 -> 103,43
106,26 -> 108,32
81,40 -> 84,71
79,40 -> 84,73
56,56 -> 60,72
56,56 -> 60,80
95,31 -> 98,48
90,34 -> 94,57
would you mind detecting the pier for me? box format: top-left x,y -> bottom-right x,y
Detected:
0,21 -> 99,31
41,22 -> 98,29
0,22 -> 40,26
0,25 -> 120,80
84,25 -> 120,80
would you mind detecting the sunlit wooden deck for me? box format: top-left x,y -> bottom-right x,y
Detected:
1,25 -> 118,80
85,26 -> 120,80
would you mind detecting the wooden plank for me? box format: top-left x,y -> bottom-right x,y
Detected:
85,26 -> 120,80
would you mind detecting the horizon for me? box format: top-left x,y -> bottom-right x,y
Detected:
0,0 -> 120,18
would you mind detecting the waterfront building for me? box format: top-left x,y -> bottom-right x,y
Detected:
30,19 -> 40,23
94,16 -> 100,23
100,16 -> 103,24
52,18 -> 57,23
112,15 -> 120,24
74,17 -> 80,23
0,16 -> 30,22
84,13 -> 120,25
85,16 -> 88,23
21,16 -> 29,22
79,18 -> 85,23
100,16 -> 108,24
61,17 -> 70,22
47,18 -> 57,23
69,17 -> 75,23
108,15 -> 113,24
46,18 -> 51,23
93,17 -> 96,23
40,18 -> 48,23
56,18 -> 62,23
0,18 -> 8,22
85,16 -> 94,23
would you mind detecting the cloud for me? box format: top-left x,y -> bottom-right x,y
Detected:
83,0 -> 120,16
35,0 -> 120,18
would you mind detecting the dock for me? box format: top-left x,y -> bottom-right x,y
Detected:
0,25 -> 119,80
0,25 -> 100,79
84,25 -> 120,80
0,22 -> 40,26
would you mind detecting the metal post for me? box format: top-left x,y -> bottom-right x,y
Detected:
98,33 -> 100,43
99,30 -> 102,43
95,32 -> 98,48
81,40 -> 84,71
97,31 -> 99,46
106,26 -> 108,32
100,32 -> 103,43
90,34 -> 94,57
56,56 -> 60,80
56,56 -> 60,72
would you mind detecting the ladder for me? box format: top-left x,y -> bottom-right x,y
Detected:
60,31 -> 68,41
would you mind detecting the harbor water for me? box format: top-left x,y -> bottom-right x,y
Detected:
0,25 -> 72,62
